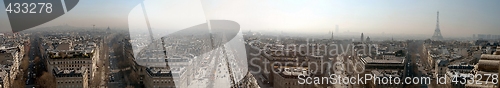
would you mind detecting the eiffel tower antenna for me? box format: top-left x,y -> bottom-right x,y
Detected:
432,11 -> 443,40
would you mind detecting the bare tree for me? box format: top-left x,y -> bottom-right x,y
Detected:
36,72 -> 56,88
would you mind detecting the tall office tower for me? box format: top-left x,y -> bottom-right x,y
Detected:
361,33 -> 364,42
336,25 -> 339,33
331,31 -> 334,40
366,36 -> 371,42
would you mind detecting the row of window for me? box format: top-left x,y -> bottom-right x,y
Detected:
57,85 -> 83,88
51,60 -> 91,65
283,82 -> 299,86
57,65 -> 91,70
57,80 -> 83,84
152,79 -> 175,84
151,86 -> 176,88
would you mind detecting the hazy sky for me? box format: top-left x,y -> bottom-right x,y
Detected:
1,0 -> 500,37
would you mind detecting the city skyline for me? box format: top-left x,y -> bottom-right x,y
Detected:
1,0 -> 500,37
2,1 -> 500,88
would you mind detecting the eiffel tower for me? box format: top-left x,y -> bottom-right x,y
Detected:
432,11 -> 443,40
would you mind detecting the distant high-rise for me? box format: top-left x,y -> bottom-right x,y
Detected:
476,34 -> 500,40
335,25 -> 339,33
361,33 -> 364,42
366,36 -> 370,42
331,30 -> 334,40
432,11 -> 444,40
106,26 -> 111,31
